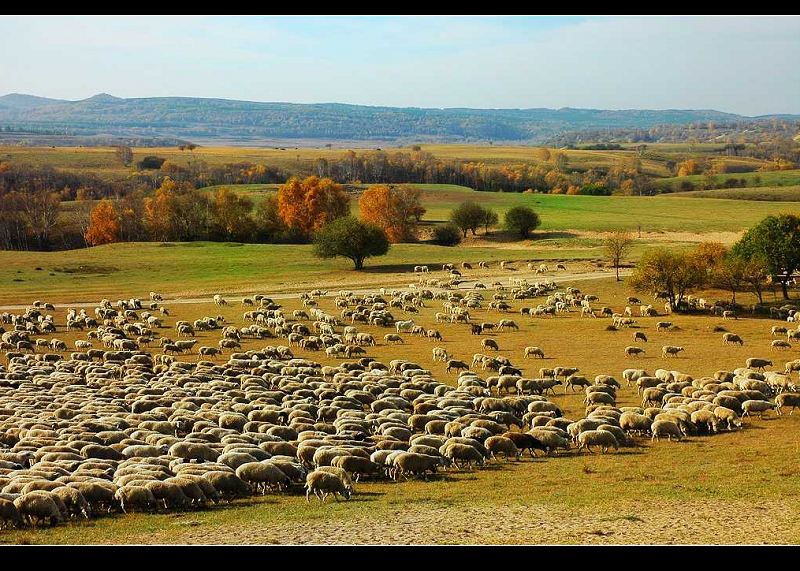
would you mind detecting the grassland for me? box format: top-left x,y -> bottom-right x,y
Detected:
654,169 -> 800,191
1,143 -> 773,183
1,273 -> 798,544
665,186 -> 800,201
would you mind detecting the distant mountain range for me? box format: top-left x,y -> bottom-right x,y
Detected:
1,93 -> 798,144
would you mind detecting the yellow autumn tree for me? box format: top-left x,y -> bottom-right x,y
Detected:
359,184 -> 425,243
277,176 -> 350,238
85,199 -> 121,246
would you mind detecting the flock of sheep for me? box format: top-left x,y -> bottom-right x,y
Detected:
0,260 -> 799,532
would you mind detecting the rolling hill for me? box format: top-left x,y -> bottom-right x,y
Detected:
2,92 -> 797,144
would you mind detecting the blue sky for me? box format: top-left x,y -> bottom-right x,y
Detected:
1,16 -> 798,115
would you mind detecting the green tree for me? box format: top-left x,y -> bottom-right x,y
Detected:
450,201 -> 488,237
732,214 -> 800,299
628,247 -> 707,309
504,206 -> 541,239
481,208 -> 499,235
603,230 -> 634,281
312,216 -> 389,270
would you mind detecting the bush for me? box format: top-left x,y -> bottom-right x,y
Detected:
432,224 -> 462,246
137,156 -> 166,170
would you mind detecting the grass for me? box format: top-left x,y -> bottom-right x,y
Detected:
665,186 -> 800,201
0,273 -> 798,544
655,169 -> 800,191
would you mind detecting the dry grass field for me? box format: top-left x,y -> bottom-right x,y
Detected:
1,264 -> 799,544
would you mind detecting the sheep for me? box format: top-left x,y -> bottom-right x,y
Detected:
236,462 -> 291,494
500,432 -> 548,457
655,321 -> 672,332
391,453 -> 445,479
481,339 -> 499,351
651,420 -> 683,442
446,360 -> 470,374
384,334 -> 403,344
772,340 -> 792,350
304,470 -> 353,502
432,347 -> 448,362
633,331 -> 647,343
524,346 -> 545,359
13,492 -> 65,527
484,435 -> 521,461
0,498 -> 22,529
619,412 -> 652,434
577,429 -> 619,453
662,346 -> 684,358
775,393 -> 800,415
722,333 -> 744,346
745,358 -> 772,371
441,442 -> 485,469
741,399 -> 777,420
625,346 -> 645,358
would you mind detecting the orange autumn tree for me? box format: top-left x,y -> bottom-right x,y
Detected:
85,199 -> 121,246
277,176 -> 350,238
359,184 -> 425,243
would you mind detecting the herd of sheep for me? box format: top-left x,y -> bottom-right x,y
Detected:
0,261 -> 799,532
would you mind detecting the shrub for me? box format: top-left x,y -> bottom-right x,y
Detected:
432,224 -> 463,246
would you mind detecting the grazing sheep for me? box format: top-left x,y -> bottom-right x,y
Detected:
485,436 -> 521,461
722,333 -> 744,346
662,346 -> 684,358
746,358 -> 772,371
305,470 -> 353,502
625,346 -> 646,358
446,359 -> 470,374
13,492 -> 64,527
776,393 -> 800,415
481,338 -> 499,351
0,498 -> 22,529
655,321 -> 672,332
771,340 -> 792,351
236,462 -> 291,494
651,420 -> 683,442
384,334 -> 403,344
741,399 -> 777,419
633,331 -> 647,343
524,346 -> 545,359
577,429 -> 619,453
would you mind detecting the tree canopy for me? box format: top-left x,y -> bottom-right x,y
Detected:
504,206 -> 541,239
731,214 -> 800,299
312,216 -> 390,270
277,176 -> 350,239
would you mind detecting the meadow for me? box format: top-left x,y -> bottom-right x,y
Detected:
1,269 -> 799,544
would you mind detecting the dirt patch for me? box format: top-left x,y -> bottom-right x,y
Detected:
157,499 -> 800,545
52,264 -> 120,275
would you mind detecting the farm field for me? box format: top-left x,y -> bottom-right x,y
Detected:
1,270 -> 799,544
666,186 -> 800,201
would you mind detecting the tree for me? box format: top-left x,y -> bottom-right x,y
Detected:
603,230 -> 634,281
19,190 -> 62,249
481,208 -> 499,235
450,201 -> 488,237
359,184 -> 425,243
732,214 -> 800,299
628,247 -> 707,309
85,199 -> 121,246
210,187 -> 255,241
277,176 -> 350,239
312,216 -> 389,270
504,206 -> 541,239
114,145 -> 133,167
432,224 -> 462,246
711,253 -> 746,304
253,195 -> 288,242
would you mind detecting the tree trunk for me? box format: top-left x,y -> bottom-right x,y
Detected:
782,280 -> 789,300
615,264 -> 620,282
353,258 -> 364,270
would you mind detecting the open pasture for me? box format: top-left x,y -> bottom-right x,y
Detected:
1,266 -> 799,544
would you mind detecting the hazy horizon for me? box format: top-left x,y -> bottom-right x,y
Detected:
1,16 -> 799,116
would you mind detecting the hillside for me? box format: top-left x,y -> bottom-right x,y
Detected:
1,93 -> 797,144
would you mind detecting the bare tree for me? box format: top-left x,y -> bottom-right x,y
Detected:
114,145 -> 133,167
603,230 -> 635,281
19,190 -> 62,250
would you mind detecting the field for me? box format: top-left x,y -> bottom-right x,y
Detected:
1,267 -> 799,544
2,142 -> 800,545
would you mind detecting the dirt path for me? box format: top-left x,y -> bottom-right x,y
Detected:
0,269 -> 631,311
151,499 -> 799,545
